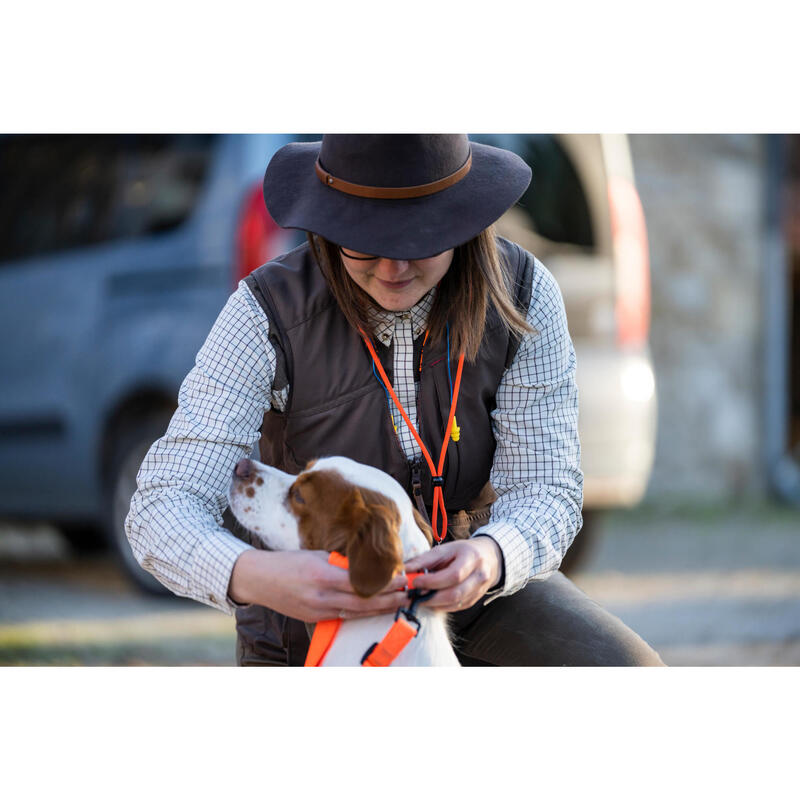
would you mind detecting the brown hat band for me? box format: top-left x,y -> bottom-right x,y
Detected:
315,151 -> 472,199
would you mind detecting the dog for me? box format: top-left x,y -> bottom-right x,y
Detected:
227,455 -> 460,666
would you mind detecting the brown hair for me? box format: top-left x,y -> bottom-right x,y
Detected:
307,226 -> 533,361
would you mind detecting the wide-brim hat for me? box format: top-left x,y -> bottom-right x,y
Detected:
262,134 -> 532,260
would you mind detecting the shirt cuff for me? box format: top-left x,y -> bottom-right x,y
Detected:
471,521 -> 533,600
190,530 -> 254,615
470,532 -> 506,604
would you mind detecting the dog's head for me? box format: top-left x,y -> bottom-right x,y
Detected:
227,456 -> 433,597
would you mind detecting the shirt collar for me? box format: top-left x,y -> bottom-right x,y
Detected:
369,288 -> 436,347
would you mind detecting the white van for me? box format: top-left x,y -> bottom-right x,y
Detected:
471,134 -> 657,568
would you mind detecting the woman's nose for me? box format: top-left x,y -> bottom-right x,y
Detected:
376,259 -> 411,277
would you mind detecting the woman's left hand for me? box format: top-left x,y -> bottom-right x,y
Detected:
402,536 -> 503,612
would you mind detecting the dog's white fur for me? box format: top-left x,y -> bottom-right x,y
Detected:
228,455 -> 460,666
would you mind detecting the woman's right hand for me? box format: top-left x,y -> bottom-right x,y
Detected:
228,549 -> 410,622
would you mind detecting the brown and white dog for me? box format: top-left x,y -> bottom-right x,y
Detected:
227,455 -> 460,666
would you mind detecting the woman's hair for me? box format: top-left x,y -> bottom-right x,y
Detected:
307,226 -> 534,361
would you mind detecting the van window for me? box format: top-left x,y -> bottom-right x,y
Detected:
0,134 -> 216,263
471,134 -> 594,248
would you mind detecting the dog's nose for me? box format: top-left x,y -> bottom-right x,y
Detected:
234,458 -> 254,479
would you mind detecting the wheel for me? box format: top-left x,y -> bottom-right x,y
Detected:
559,510 -> 600,574
106,411 -> 174,595
57,522 -> 107,555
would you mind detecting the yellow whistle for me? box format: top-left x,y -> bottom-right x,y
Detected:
450,416 -> 460,442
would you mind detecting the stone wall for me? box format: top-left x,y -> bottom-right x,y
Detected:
628,135 -> 767,501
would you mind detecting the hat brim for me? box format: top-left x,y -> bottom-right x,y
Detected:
263,140 -> 532,260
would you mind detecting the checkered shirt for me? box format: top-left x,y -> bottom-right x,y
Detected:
125,257 -> 583,614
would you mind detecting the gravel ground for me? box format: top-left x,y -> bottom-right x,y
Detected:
569,502 -> 800,666
0,524 -> 237,665
1,502 -> 799,666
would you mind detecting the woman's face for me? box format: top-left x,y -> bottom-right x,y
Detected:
339,247 -> 455,311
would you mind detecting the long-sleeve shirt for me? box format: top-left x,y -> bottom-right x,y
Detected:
125,255 -> 583,614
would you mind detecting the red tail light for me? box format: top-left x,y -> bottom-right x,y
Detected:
234,183 -> 282,287
608,176 -> 650,348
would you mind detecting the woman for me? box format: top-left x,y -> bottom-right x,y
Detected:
126,134 -> 663,666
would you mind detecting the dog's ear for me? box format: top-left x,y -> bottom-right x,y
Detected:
339,487 -> 403,598
413,507 -> 434,547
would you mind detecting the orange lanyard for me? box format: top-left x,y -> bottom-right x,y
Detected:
358,327 -> 465,544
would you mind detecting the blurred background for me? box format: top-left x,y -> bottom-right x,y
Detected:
0,133 -> 798,666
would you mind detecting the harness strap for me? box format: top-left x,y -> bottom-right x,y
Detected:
328,551 -> 349,570
305,552 -> 348,667
304,552 -> 425,667
361,617 -> 419,666
404,571 -> 421,590
304,618 -> 342,667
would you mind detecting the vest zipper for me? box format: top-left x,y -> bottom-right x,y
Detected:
410,458 -> 431,524
412,347 -> 432,524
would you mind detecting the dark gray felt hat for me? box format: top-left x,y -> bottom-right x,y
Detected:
262,134 -> 532,260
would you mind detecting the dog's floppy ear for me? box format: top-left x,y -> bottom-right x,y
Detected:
413,507 -> 434,547
337,487 -> 403,598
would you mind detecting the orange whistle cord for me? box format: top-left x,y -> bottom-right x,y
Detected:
304,553 -> 427,667
358,328 -> 465,543
418,330 -> 429,373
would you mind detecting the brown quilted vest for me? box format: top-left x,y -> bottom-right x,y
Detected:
244,236 -> 534,514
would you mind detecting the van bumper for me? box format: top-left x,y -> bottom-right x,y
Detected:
576,345 -> 657,508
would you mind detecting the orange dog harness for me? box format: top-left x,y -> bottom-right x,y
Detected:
304,552 -> 434,667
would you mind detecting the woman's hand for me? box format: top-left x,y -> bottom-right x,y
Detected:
403,536 -> 504,612
228,549 -> 410,622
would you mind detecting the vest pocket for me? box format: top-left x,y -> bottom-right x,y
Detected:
447,481 -> 498,539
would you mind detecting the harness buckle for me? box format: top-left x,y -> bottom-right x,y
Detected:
394,606 -> 422,635
360,642 -> 378,665
360,589 -> 438,666
398,587 -> 437,628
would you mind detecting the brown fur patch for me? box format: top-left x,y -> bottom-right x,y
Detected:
413,507 -> 434,546
288,469 -> 403,597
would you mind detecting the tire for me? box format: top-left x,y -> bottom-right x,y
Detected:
105,411 -> 174,595
559,510 -> 600,575
57,522 -> 107,555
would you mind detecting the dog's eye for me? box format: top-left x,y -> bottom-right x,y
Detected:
289,486 -> 305,505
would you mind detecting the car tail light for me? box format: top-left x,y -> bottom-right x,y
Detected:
234,183 -> 283,287
608,176 -> 650,348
